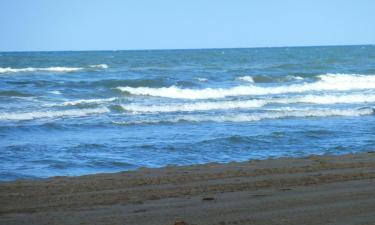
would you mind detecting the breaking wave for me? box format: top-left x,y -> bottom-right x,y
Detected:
118,74 -> 375,99
89,64 -> 108,69
119,93 -> 375,113
0,67 -> 83,73
0,64 -> 108,74
45,98 -> 117,107
237,76 -> 254,82
120,99 -> 265,113
49,90 -> 61,95
196,77 -> 208,82
0,107 -> 109,121
114,108 -> 374,125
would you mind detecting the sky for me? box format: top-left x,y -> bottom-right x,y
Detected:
0,0 -> 374,51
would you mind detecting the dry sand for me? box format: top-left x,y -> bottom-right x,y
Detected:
1,152 -> 375,225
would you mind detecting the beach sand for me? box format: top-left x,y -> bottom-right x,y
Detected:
1,152 -> 375,225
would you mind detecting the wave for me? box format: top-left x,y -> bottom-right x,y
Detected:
196,77 -> 208,82
49,90 -> 61,95
292,94 -> 375,105
114,108 -> 374,125
119,93 -> 375,113
89,64 -> 108,69
0,90 -> 33,97
61,98 -> 116,106
0,67 -> 83,73
237,75 -> 304,83
117,74 -> 375,99
293,76 -> 304,80
120,99 -> 265,113
45,98 -> 117,107
236,76 -> 254,82
273,93 -> 375,106
0,107 -> 109,121
0,64 -> 108,74
251,75 -> 304,83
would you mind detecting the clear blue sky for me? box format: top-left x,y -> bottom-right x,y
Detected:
0,0 -> 374,51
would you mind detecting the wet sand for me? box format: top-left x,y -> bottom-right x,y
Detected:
1,152 -> 375,225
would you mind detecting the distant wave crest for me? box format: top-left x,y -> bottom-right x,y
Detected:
0,64 -> 108,74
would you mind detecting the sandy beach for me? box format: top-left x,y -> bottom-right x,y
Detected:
1,152 -> 375,225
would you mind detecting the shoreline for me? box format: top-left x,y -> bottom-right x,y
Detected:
1,152 -> 375,225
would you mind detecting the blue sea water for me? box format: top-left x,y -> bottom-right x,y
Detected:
1,45 -> 375,181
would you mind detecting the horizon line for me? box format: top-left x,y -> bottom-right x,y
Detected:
1,43 -> 374,53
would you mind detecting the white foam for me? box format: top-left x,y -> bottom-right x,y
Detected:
89,64 -> 109,69
185,108 -> 373,122
237,76 -> 254,83
114,108 -> 374,125
0,67 -> 83,73
44,98 -> 117,107
117,74 -> 375,99
120,99 -> 265,113
196,77 -> 208,82
119,93 -> 375,113
266,94 -> 375,106
0,64 -> 108,74
41,67 -> 83,72
0,107 -> 109,121
293,94 -> 375,105
60,98 -> 116,106
196,108 -> 374,122
319,73 -> 375,83
49,90 -> 61,95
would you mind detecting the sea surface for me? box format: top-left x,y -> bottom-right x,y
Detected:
1,45 -> 375,181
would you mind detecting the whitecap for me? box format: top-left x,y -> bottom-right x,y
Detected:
120,99 -> 265,113
49,90 -> 61,95
89,64 -> 109,69
236,76 -> 254,83
119,93 -> 375,113
114,108 -> 374,125
0,64 -> 108,74
196,77 -> 208,82
44,98 -> 117,107
59,98 -> 116,106
0,107 -> 109,121
293,94 -> 375,105
0,67 -> 83,73
118,74 -> 375,99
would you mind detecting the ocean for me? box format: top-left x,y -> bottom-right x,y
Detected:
1,45 -> 375,181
